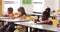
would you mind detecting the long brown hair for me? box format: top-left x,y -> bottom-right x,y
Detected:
18,7 -> 27,16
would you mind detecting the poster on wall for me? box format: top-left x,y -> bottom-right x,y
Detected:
33,0 -> 45,13
22,0 -> 32,4
3,0 -> 20,14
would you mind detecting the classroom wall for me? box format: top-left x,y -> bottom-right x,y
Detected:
59,0 -> 60,9
20,0 -> 59,13
45,0 -> 59,11
1,0 -> 60,14
45,0 -> 55,11
20,0 -> 33,14
55,0 -> 59,11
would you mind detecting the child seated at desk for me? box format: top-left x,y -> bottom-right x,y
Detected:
0,7 -> 15,32
38,7 -> 52,24
34,7 -> 53,32
14,7 -> 35,32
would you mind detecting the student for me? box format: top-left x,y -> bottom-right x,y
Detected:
15,7 -> 35,32
0,7 -> 15,32
34,8 -> 52,32
14,7 -> 35,21
39,7 -> 51,22
39,11 -> 50,22
34,11 -> 49,32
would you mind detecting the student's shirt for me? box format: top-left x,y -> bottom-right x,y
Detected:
14,13 -> 35,21
39,17 -> 50,22
7,13 -> 14,18
15,15 -> 35,29
4,13 -> 14,25
19,15 -> 35,21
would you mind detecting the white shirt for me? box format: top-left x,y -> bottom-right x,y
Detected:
39,17 -> 50,22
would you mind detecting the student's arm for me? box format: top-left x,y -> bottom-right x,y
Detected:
2,14 -> 8,17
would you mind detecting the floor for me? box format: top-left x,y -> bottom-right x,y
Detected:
0,29 -> 25,32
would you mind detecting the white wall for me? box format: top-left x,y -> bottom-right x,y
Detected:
20,0 -> 45,13
3,0 -> 59,14
2,0 -> 20,14
20,0 -> 33,14
55,0 -> 59,11
20,0 -> 59,14
33,0 -> 45,13
45,0 -> 54,11
59,0 -> 60,9
45,0 -> 59,11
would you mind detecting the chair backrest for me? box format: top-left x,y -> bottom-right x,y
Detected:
0,22 -> 4,27
57,9 -> 60,13
51,17 -> 58,25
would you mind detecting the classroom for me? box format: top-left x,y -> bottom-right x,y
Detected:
0,0 -> 60,32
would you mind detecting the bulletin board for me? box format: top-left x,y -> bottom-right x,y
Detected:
22,0 -> 32,4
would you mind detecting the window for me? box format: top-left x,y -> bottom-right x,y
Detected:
33,0 -> 45,13
2,0 -> 20,14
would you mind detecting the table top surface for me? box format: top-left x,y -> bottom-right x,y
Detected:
0,17 -> 29,22
14,21 -> 58,32
0,17 -> 60,32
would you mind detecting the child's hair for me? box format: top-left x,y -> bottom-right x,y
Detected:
44,7 -> 51,18
42,11 -> 50,21
45,7 -> 51,13
8,7 -> 13,12
18,7 -> 26,16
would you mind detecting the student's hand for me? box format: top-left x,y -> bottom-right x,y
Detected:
9,17 -> 16,19
34,19 -> 38,23
21,15 -> 26,19
57,24 -> 60,28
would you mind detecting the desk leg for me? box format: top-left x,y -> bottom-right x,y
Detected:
33,28 -> 38,32
39,29 -> 46,32
34,28 -> 47,32
30,27 -> 33,32
26,27 -> 28,32
26,27 -> 33,32
37,15 -> 40,21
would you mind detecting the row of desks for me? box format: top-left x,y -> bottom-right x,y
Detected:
0,17 -> 60,32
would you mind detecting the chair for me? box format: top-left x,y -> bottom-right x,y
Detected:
51,17 -> 58,25
0,21 -> 4,27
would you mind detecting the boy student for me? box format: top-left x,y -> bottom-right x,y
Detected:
0,7 -> 15,32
